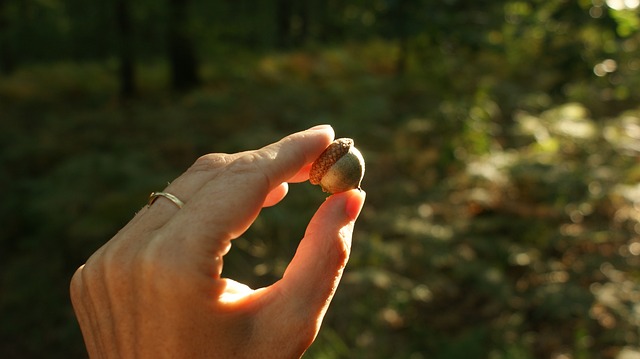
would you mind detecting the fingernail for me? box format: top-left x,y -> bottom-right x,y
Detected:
345,189 -> 366,221
308,124 -> 332,131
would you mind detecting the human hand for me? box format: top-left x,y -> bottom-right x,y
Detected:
69,125 -> 366,358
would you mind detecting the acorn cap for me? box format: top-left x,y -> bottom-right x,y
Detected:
309,138 -> 365,193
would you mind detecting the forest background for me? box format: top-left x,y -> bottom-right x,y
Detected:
1,0 -> 640,358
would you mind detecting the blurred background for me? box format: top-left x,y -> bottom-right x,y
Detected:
1,0 -> 640,358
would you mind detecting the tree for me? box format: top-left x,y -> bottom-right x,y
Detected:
167,0 -> 200,91
275,0 -> 310,49
115,0 -> 136,98
0,0 -> 15,74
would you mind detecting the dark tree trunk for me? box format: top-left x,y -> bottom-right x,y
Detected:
318,0 -> 345,44
0,0 -> 15,74
293,0 -> 309,47
392,0 -> 410,76
276,0 -> 292,49
167,0 -> 200,92
276,0 -> 309,49
115,0 -> 135,98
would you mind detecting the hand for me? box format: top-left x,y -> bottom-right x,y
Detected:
69,125 -> 366,358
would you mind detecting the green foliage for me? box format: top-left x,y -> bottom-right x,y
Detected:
2,1 -> 640,358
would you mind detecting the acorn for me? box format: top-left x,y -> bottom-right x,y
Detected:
309,138 -> 365,194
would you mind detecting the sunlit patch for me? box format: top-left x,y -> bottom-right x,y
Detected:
606,0 -> 640,10
466,151 -> 517,185
411,284 -> 433,303
594,59 -> 618,76
548,104 -> 597,139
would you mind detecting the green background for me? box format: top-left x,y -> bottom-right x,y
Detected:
1,0 -> 640,358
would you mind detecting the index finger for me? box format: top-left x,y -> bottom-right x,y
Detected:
166,125 -> 335,264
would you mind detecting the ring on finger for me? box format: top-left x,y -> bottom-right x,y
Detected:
148,192 -> 185,209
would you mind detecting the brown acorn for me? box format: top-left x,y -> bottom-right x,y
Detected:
309,138 -> 365,194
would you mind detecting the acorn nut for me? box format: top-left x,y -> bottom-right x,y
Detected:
309,138 -> 365,194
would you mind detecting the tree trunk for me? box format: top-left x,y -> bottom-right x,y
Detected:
293,0 -> 309,47
0,0 -> 15,74
167,0 -> 200,92
392,0 -> 410,76
115,0 -> 135,98
276,0 -> 309,49
276,0 -> 292,49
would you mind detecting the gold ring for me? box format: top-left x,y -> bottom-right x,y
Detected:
148,192 -> 185,209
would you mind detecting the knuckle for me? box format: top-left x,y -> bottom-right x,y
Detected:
79,241 -> 137,296
76,256 -> 105,297
190,153 -> 231,173
227,153 -> 271,186
69,265 -> 86,302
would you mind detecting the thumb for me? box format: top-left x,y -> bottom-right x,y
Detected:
269,189 -> 366,322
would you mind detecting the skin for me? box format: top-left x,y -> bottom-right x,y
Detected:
69,125 -> 366,358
